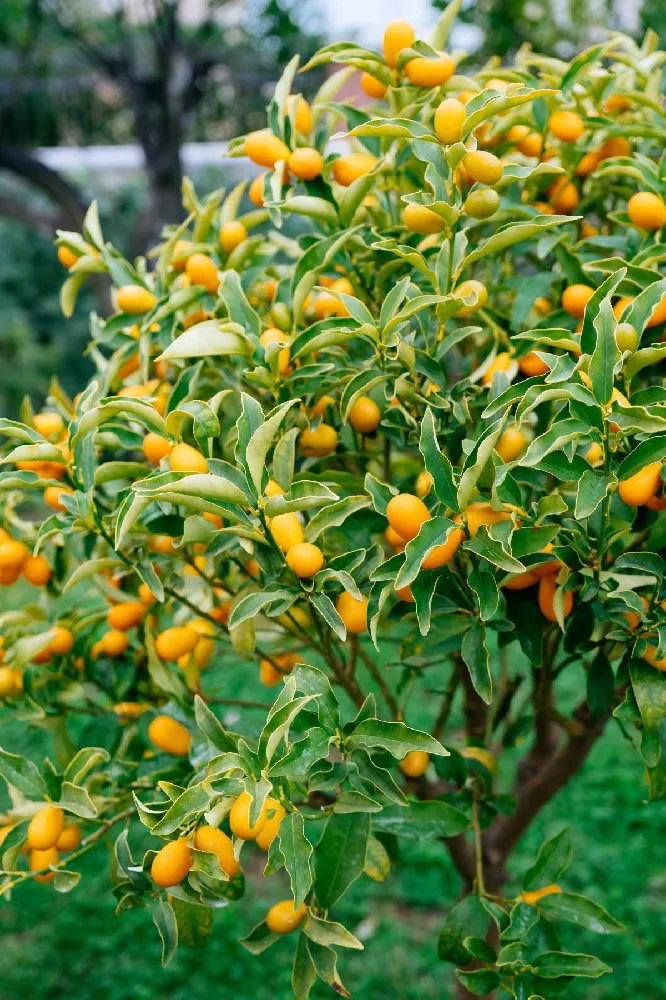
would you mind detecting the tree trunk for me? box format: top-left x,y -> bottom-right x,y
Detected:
0,142 -> 86,231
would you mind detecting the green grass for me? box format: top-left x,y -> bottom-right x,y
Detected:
0,614 -> 664,999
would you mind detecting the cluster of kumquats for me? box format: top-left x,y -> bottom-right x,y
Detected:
1,7 -> 666,997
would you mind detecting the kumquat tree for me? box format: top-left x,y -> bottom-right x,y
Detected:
3,4 -> 666,998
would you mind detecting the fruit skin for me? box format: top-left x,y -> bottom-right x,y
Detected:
466,502 -> 510,538
395,584 -> 414,603
405,55 -> 455,88
194,825 -> 239,877
44,486 -> 71,511
360,73 -> 386,99
143,432 -> 172,464
33,411 -> 64,438
403,203 -> 445,235
155,626 -> 199,661
643,645 -> 666,671
385,526 -> 406,551
615,323 -> 638,353
421,527 -> 465,570
300,423 -> 338,457
496,427 -> 527,463
518,351 -> 549,377
349,396 -> 381,433
549,179 -> 579,214
538,576 -> 573,622
336,591 -> 368,634
245,130 -> 290,168
22,554 -> 51,587
463,150 -> 503,186
49,626 -> 74,656
28,806 -> 64,850
286,542 -> 324,578
585,442 -> 603,466
220,221 -> 247,254
627,192 -> 666,231
107,600 -> 145,631
30,847 -> 60,883
482,352 -> 512,385
455,279 -> 488,317
516,131 -> 543,157
522,883 -> 561,906
148,715 -> 191,756
562,283 -> 594,318
503,571 -> 539,591
0,666 -> 23,698
265,478 -> 285,497
618,462 -> 662,506
58,245 -> 78,268
100,630 -> 130,658
548,109 -> 584,142
387,493 -> 430,541
56,823 -> 82,852
266,900 -> 308,935
229,790 -> 268,840
116,285 -> 157,315
287,96 -> 312,134
399,751 -> 429,777
332,153 -> 377,187
383,19 -> 415,68
249,173 -> 267,207
464,188 -> 500,219
151,838 -> 193,888
255,797 -> 286,850
170,442 -> 208,474
185,253 -> 219,294
260,327 -> 291,376
434,98 -> 466,144
287,147 -> 323,181
310,396 -> 335,419
270,512 -> 304,553
416,471 -> 433,497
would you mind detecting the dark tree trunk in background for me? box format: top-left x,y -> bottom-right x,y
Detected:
0,142 -> 85,231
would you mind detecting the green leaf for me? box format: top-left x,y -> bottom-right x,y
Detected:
364,835 -> 391,881
456,216 -> 573,276
246,400 -> 299,496
419,408 -> 458,511
438,894 -> 488,964
303,913 -> 363,951
153,898 -> 179,967
314,812 -> 370,908
522,828 -> 572,891
171,898 -> 213,949
531,951 -> 612,979
537,892 -> 624,934
304,496 -> 371,543
455,969 -> 500,995
157,322 -> 252,362
395,518 -> 462,590
292,934 -> 317,1000
220,270 -> 261,336
588,297 -> 621,404
344,118 -> 436,142
307,941 -> 351,999
461,623 -> 491,704
258,695 -> 316,766
264,481 -> 339,516
279,812 -> 313,907
616,435 -> 666,481
194,696 -> 236,752
63,747 -> 110,785
346,719 -> 448,758
0,747 -> 47,799
630,656 -> 666,732
151,783 -> 210,837
240,920 -> 280,955
373,801 -> 469,840
575,469 -> 613,519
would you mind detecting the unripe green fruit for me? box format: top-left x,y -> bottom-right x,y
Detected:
270,302 -> 292,331
464,188 -> 500,220
616,322 -> 638,354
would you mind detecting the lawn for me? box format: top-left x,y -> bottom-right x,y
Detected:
0,650 -> 664,1000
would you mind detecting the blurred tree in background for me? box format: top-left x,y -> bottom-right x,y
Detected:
0,0 -> 323,413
